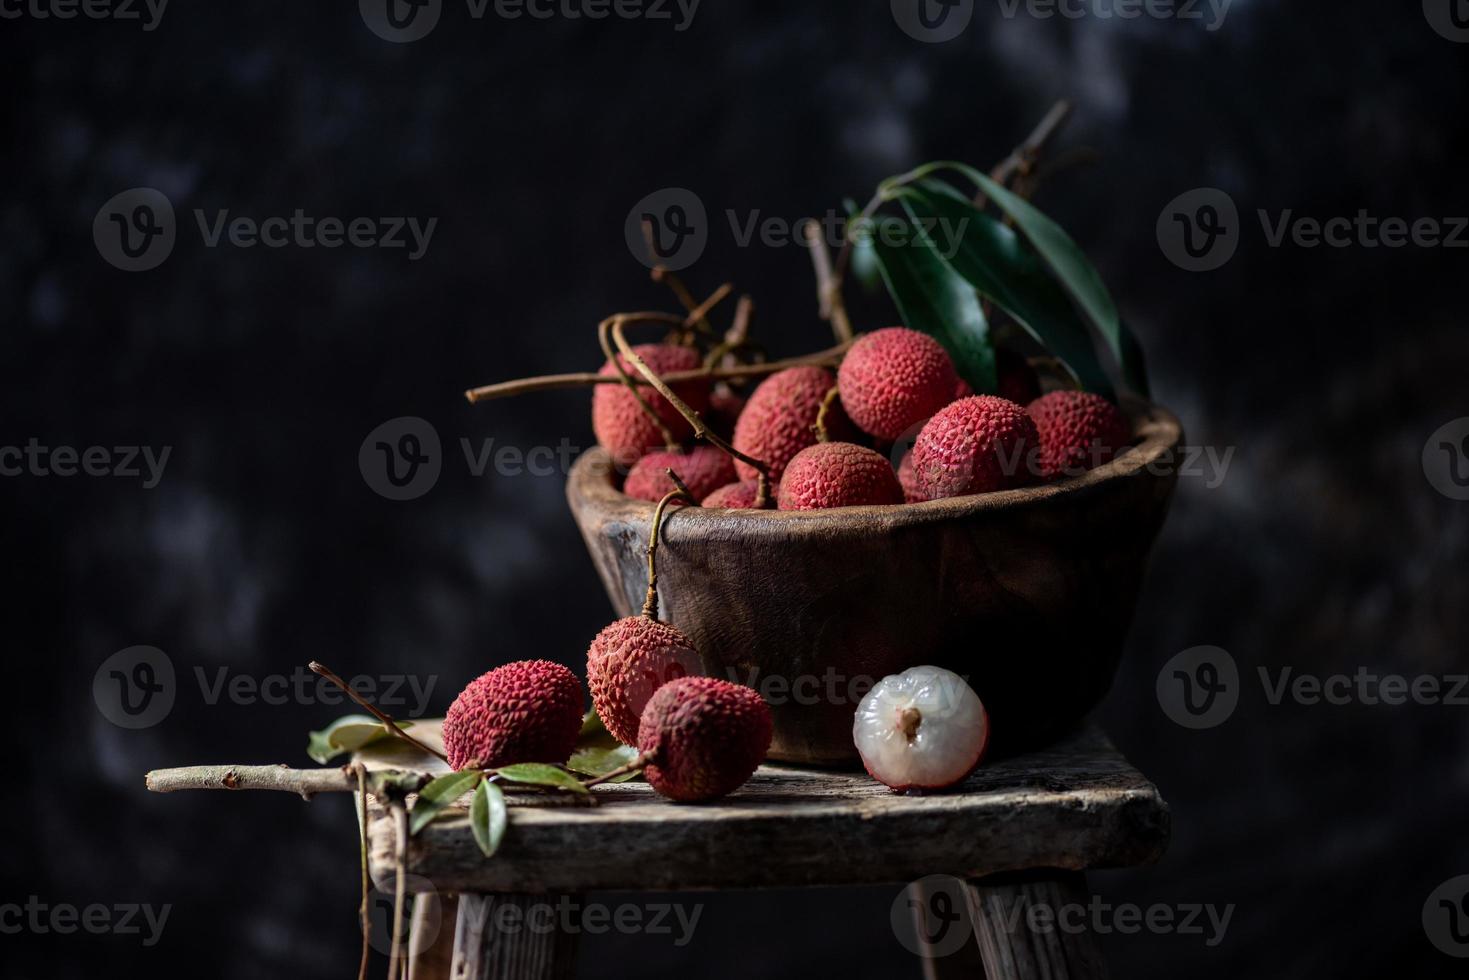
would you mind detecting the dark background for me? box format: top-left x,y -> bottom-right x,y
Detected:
5,1 -> 1468,977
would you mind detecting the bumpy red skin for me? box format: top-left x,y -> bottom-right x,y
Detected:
637,677 -> 773,803
592,344 -> 710,466
837,328 -> 960,442
622,447 -> 736,502
777,442 -> 904,510
588,617 -> 702,746
732,366 -> 855,483
1026,390 -> 1132,481
702,479 -> 762,509
896,449 -> 929,504
995,350 -> 1042,406
442,661 -> 584,771
912,395 -> 1040,499
862,720 -> 991,794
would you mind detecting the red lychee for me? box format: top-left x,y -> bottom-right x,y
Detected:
1026,390 -> 1132,480
702,479 -> 762,509
732,366 -> 855,484
777,442 -> 904,510
622,447 -> 736,502
442,660 -> 584,771
637,677 -> 773,802
592,344 -> 710,466
896,449 -> 928,504
837,328 -> 960,442
587,617 -> 702,746
996,349 -> 1042,406
911,395 -> 1039,499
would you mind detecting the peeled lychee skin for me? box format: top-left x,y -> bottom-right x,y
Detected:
587,617 -> 702,746
853,666 -> 989,792
702,479 -> 762,509
443,660 -> 584,771
732,366 -> 855,483
593,344 -> 709,466
1027,390 -> 1133,481
838,328 -> 960,442
637,677 -> 773,802
911,395 -> 1039,499
777,442 -> 904,510
622,447 -> 736,503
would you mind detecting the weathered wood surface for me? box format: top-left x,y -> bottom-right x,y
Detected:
450,894 -> 579,980
566,402 -> 1183,764
967,873 -> 1110,980
364,724 -> 1168,894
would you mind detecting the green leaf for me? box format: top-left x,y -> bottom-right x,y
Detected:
867,214 -> 997,393
409,770 -> 484,835
843,199 -> 883,293
566,743 -> 642,783
492,764 -> 590,795
469,780 -> 507,858
892,181 -> 1114,398
924,163 -> 1149,396
306,715 -> 414,765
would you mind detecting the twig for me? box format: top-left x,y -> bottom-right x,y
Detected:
387,804 -> 409,980
309,662 -> 451,766
145,764 -> 361,797
981,99 -> 1073,203
596,315 -> 682,452
582,752 -> 652,789
463,341 -> 851,403
682,282 -> 733,328
643,484 -> 693,620
804,220 -> 854,344
357,765 -> 371,980
649,265 -> 719,341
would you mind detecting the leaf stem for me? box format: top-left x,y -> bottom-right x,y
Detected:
308,662 -> 450,766
356,764 -> 371,980
582,752 -> 653,789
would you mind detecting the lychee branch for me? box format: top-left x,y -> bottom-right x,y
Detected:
605,314 -> 776,507
642,480 -> 693,621
804,220 -> 854,344
309,661 -> 452,766
145,763 -> 367,797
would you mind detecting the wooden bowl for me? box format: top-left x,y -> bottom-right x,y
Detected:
567,400 -> 1183,766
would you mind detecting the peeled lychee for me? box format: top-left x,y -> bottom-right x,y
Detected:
622,447 -> 735,502
896,449 -> 928,504
637,676 -> 773,802
732,366 -> 855,483
1027,390 -> 1132,481
911,395 -> 1039,499
702,479 -> 762,509
996,350 -> 1042,406
593,344 -> 710,466
442,660 -> 584,770
587,617 -> 702,746
837,328 -> 960,441
853,666 -> 989,792
777,442 -> 904,510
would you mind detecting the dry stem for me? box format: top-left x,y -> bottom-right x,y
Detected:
146,764 -> 361,797
582,752 -> 653,789
804,219 -> 854,344
357,765 -> 371,980
310,661 -> 450,766
642,483 -> 693,620
596,314 -> 683,451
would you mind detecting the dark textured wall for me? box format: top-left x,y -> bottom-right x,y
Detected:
5,1 -> 1468,977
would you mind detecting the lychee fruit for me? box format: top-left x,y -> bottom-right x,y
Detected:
622,447 -> 735,502
702,479 -> 762,509
896,449 -> 928,504
996,349 -> 1042,406
587,617 -> 703,746
442,660 -> 584,771
910,395 -> 1039,499
777,442 -> 904,510
636,676 -> 773,802
732,366 -> 855,483
837,328 -> 960,442
592,344 -> 710,466
853,665 -> 989,792
1026,390 -> 1133,481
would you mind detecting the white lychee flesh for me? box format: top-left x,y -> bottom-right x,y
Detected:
853,666 -> 989,791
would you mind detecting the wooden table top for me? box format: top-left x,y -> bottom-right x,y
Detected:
361,723 -> 1170,894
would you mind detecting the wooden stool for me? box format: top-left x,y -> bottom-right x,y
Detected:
363,726 -> 1169,980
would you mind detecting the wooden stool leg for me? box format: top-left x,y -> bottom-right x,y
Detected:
964,873 -> 1109,980
906,878 -> 988,980
408,893 -> 458,980
450,893 -> 580,980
